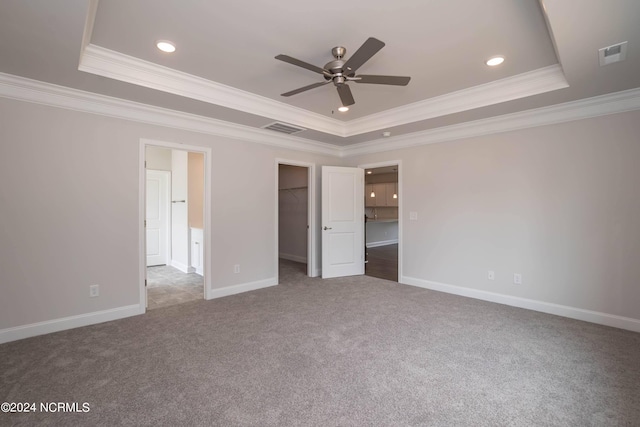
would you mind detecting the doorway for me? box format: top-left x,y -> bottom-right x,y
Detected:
360,162 -> 401,282
276,160 -> 316,281
140,139 -> 212,311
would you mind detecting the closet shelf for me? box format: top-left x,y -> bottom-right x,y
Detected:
278,186 -> 308,191
279,186 -> 307,201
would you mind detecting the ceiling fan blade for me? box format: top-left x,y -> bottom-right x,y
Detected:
342,37 -> 385,74
281,81 -> 330,97
337,84 -> 355,106
275,54 -> 328,75
354,75 -> 411,86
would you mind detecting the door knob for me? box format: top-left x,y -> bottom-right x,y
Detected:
323,226 -> 332,230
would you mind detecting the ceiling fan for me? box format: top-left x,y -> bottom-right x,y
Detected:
275,37 -> 411,107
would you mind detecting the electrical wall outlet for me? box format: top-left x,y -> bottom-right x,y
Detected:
487,270 -> 495,280
234,264 -> 240,274
89,284 -> 99,297
513,273 -> 522,285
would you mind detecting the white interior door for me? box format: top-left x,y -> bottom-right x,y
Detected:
322,166 -> 364,278
146,170 -> 170,266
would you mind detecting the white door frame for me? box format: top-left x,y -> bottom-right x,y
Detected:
139,138 -> 213,310
358,160 -> 403,282
275,159 -> 316,279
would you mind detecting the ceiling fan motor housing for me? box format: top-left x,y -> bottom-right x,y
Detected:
325,46 -> 350,86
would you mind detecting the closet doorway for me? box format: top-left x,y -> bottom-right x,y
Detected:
276,160 -> 316,280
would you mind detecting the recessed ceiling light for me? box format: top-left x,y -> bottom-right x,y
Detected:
338,106 -> 349,112
156,40 -> 176,53
367,171 -> 372,174
486,56 -> 505,66
382,131 -> 391,137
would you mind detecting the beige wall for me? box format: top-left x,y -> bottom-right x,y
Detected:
347,111 -> 640,321
0,97 -> 339,332
1,95 -> 639,338
188,152 -> 204,229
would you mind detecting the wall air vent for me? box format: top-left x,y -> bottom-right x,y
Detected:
262,122 -> 306,135
599,41 -> 628,66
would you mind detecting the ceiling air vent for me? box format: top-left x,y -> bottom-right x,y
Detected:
599,41 -> 628,66
262,122 -> 306,135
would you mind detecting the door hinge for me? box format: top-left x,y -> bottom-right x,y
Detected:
145,279 -> 147,287
144,220 -> 147,227
144,161 -> 147,168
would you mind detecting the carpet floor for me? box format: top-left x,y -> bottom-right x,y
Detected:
146,265 -> 203,310
1,260 -> 639,426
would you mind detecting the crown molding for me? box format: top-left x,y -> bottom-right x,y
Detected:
0,72 -> 341,157
345,64 -> 569,136
79,0 -> 99,54
340,86 -> 640,157
2,72 -> 639,160
79,44 -> 347,137
78,43 -> 570,139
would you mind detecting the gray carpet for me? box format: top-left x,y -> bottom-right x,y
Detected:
1,260 -> 639,426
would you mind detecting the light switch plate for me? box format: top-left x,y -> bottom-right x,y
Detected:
409,211 -> 418,221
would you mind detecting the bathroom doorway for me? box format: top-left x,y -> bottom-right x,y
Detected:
141,139 -> 212,311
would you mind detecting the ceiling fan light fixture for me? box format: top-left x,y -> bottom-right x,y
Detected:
486,56 -> 505,66
338,106 -> 349,112
156,40 -> 176,53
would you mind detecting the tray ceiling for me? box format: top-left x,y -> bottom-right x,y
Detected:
1,0 -> 639,147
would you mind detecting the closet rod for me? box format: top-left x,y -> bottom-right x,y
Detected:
278,186 -> 307,191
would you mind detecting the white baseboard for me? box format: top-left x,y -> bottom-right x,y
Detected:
2,277 -> 276,344
0,304 -> 143,344
401,276 -> 640,333
366,239 -> 398,248
279,253 -> 308,263
171,260 -> 191,273
207,277 -> 278,300
194,266 -> 203,276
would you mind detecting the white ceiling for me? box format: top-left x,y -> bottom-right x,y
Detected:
1,0 -> 639,147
